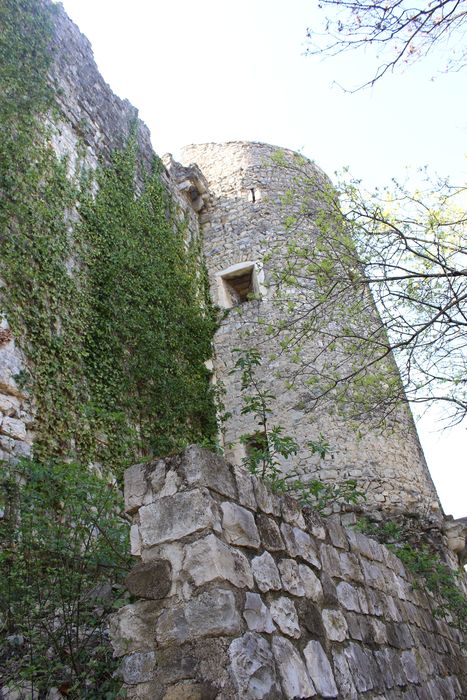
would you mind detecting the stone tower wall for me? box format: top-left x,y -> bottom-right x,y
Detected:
180,142 -> 442,517
111,446 -> 466,699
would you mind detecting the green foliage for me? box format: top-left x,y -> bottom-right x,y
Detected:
0,458 -> 131,697
356,518 -> 467,639
0,0 -> 218,474
79,142 -> 218,463
232,349 -> 364,512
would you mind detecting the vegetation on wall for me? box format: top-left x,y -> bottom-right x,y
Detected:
0,0 -> 218,474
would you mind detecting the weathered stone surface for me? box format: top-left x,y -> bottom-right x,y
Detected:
339,552 -> 364,583
156,590 -> 241,645
272,636 -> 315,698
184,534 -> 253,588
270,597 -> 301,638
322,609 -> 348,642
253,477 -> 281,516
298,564 -> 323,603
221,501 -> 260,548
110,601 -> 162,657
326,518 -> 348,549
229,633 -> 281,698
320,572 -> 339,607
139,489 -> 220,546
256,513 -> 285,551
320,544 -> 341,578
278,558 -> 305,596
336,581 -> 360,612
251,551 -> 281,592
401,649 -> 419,683
304,509 -> 327,540
303,641 -> 338,698
243,593 -> 276,633
125,560 -> 172,600
374,648 -> 396,689
180,445 -> 237,499
162,682 -> 218,700
233,466 -> 257,510
343,643 -> 376,693
0,416 -> 26,441
125,463 -> 150,514
281,524 -> 320,568
370,617 -> 387,644
130,524 -> 142,556
281,494 -> 306,528
332,649 -> 358,700
122,652 -> 157,684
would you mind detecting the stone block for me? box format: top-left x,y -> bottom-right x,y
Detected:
253,477 -> 281,516
125,560 -> 172,600
326,517 -> 348,549
272,636 -> 315,698
162,682 -> 218,700
139,489 -> 220,547
298,564 -> 323,603
110,601 -> 163,657
278,558 -> 305,596
270,597 -> 301,638
233,466 -> 257,510
180,445 -> 237,499
122,651 -> 156,684
336,581 -> 360,612
243,593 -> 276,633
0,394 -> 20,417
296,599 -> 326,638
343,644 -> 376,693
281,494 -> 306,528
339,551 -> 364,583
251,551 -> 281,592
322,609 -> 348,642
125,463 -> 150,514
257,513 -> 285,551
401,650 -> 419,683
130,524 -> 142,556
221,501 -> 260,548
156,589 -> 241,645
184,534 -> 253,589
280,523 -> 320,569
303,641 -> 338,698
304,509 -> 327,540
332,649 -> 358,699
319,544 -> 341,578
0,416 -> 26,441
229,632 -> 281,699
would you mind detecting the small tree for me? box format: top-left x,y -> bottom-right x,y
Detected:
232,348 -> 364,512
307,0 -> 467,89
266,154 -> 467,428
0,458 -> 131,698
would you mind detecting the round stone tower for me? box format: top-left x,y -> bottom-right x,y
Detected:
180,141 -> 442,516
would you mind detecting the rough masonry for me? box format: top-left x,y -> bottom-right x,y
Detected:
111,446 -> 466,699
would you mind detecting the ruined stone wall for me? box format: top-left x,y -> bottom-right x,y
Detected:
111,446 -> 465,699
180,142 -> 442,517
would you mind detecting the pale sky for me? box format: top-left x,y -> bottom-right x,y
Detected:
58,0 -> 466,518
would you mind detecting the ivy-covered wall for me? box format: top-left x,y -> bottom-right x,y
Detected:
0,0 -> 218,476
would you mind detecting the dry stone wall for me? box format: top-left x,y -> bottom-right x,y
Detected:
111,446 -> 466,699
